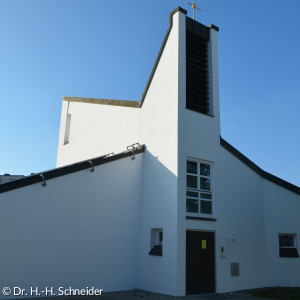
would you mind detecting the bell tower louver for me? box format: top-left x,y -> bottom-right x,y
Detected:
185,17 -> 219,116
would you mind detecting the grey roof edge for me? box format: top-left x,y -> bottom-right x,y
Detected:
209,24 -> 219,32
220,137 -> 300,196
0,145 -> 145,194
63,97 -> 140,108
62,8 -> 187,110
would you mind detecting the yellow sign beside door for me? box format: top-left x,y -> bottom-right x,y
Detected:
202,240 -> 207,249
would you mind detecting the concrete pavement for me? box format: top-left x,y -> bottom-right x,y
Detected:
23,289 -> 274,300
95,289 -> 274,300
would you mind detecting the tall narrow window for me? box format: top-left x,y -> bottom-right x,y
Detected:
186,159 -> 213,217
149,228 -> 163,256
64,113 -> 71,145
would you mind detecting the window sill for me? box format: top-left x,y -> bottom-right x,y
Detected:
149,245 -> 162,256
186,216 -> 216,222
279,248 -> 299,258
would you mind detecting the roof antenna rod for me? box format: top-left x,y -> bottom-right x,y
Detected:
186,0 -> 203,20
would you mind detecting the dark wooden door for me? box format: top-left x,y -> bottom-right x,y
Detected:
186,231 -> 215,295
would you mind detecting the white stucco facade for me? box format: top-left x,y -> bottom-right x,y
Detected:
56,100 -> 140,166
0,153 -> 144,298
263,179 -> 300,287
1,7 -> 299,298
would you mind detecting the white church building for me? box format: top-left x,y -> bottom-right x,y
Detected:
1,7 -> 300,297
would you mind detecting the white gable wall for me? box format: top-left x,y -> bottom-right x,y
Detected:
215,147 -> 267,292
56,101 -> 139,167
0,154 -> 143,298
263,180 -> 300,287
137,11 -> 183,296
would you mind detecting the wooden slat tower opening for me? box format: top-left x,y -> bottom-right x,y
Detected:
186,17 -> 210,115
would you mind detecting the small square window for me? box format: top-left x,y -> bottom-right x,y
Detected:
279,234 -> 299,258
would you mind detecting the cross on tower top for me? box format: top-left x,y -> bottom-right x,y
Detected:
186,0 -> 203,20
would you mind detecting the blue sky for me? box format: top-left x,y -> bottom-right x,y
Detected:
0,0 -> 299,186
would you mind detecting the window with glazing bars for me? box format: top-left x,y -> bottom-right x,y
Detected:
186,159 -> 213,216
